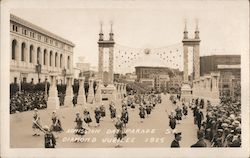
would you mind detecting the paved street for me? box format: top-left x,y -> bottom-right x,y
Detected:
10,93 -> 209,148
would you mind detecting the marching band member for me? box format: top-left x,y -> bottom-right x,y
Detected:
74,112 -> 87,142
114,116 -> 126,148
83,108 -> 92,126
50,111 -> 63,138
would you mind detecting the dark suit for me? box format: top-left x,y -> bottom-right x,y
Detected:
171,139 -> 180,148
191,139 -> 207,147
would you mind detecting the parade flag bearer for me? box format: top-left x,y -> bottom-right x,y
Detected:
32,108 -> 41,136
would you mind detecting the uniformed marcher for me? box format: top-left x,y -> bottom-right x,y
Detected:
169,111 -> 177,133
100,104 -> 106,119
170,132 -> 182,148
32,108 -> 41,136
83,108 -> 92,126
44,125 -> 56,148
94,107 -> 101,127
175,106 -> 182,124
182,103 -> 188,118
114,116 -> 126,147
139,105 -> 146,123
74,112 -> 87,141
121,107 -> 129,127
109,104 -> 116,121
50,111 -> 63,137
195,108 -> 204,130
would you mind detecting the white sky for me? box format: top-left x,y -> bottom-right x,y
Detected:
11,0 -> 249,72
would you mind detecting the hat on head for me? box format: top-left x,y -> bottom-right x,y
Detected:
174,132 -> 182,137
34,108 -> 38,111
43,125 -> 49,131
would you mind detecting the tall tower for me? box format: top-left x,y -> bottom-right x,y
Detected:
181,20 -> 201,101
98,22 -> 115,85
97,22 -> 116,102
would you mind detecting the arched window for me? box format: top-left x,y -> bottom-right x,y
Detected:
37,47 -> 41,64
55,52 -> 58,67
43,49 -> 47,65
21,42 -> 25,61
12,25 -> 15,31
67,56 -> 70,69
60,54 -> 63,68
29,45 -> 33,63
50,51 -> 53,66
11,40 -> 17,60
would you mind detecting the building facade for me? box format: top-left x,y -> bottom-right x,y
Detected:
10,14 -> 75,85
135,66 -> 182,92
200,55 -> 241,97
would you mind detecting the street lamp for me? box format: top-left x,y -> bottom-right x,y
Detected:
36,60 -> 42,83
45,76 -> 48,101
62,67 -> 67,85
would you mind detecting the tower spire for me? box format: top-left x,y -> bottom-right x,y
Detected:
195,19 -> 199,39
109,21 -> 114,41
99,21 -> 104,41
183,19 -> 188,39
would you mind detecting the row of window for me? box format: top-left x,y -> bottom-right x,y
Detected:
11,39 -> 71,69
11,24 -> 72,51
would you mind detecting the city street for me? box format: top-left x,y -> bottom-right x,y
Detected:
10,93 -> 210,148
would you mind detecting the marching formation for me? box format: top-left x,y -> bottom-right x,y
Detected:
18,89 -> 241,148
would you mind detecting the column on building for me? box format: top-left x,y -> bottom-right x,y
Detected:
98,47 -> 104,80
64,76 -> 74,107
77,77 -> 86,106
87,78 -> 94,103
193,44 -> 200,80
109,47 -> 114,84
95,79 -> 102,103
183,45 -> 189,83
47,75 -> 60,110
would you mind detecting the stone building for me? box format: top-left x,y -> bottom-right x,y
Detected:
10,14 -> 75,85
135,66 -> 182,92
200,55 -> 241,97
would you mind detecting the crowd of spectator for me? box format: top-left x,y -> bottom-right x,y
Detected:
10,91 -> 47,114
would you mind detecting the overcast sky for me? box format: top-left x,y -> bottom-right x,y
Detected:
11,0 -> 249,73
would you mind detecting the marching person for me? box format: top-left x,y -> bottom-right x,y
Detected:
121,107 -> 129,127
195,108 -> 204,130
182,103 -> 188,118
170,132 -> 182,148
100,104 -> 106,120
94,106 -> 101,127
114,116 -> 126,148
44,125 -> 56,148
72,94 -> 77,107
74,112 -> 87,142
139,104 -> 146,123
32,108 -> 41,136
109,104 -> 116,121
168,111 -> 177,133
50,111 -> 63,138
191,130 -> 207,147
175,106 -> 182,124
83,108 -> 92,126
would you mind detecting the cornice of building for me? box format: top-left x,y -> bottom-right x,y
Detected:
10,14 -> 75,47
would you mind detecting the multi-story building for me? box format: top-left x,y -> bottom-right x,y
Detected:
200,55 -> 241,97
135,66 -> 182,92
10,14 -> 75,85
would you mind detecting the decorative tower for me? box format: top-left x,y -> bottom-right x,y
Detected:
97,21 -> 117,103
183,20 -> 188,39
195,21 -> 199,39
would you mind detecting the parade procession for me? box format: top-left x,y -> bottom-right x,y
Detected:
7,2 -> 244,151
